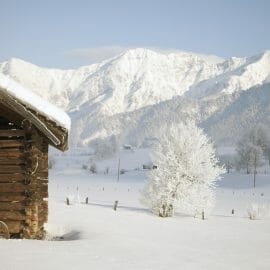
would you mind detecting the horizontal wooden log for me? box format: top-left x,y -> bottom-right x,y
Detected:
0,165 -> 26,173
36,171 -> 48,179
0,140 -> 24,149
3,221 -> 23,233
37,178 -> 48,183
0,148 -> 23,152
0,193 -> 26,202
0,201 -> 25,211
0,130 -> 25,138
0,150 -> 24,158
0,183 -> 28,193
0,210 -> 26,221
0,157 -> 25,165
0,174 -> 25,182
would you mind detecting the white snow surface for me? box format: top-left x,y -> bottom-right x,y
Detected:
0,73 -> 70,130
1,149 -> 270,269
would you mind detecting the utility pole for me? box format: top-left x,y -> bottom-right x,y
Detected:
253,154 -> 257,189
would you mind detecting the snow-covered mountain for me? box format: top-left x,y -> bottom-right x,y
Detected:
1,48 -> 270,148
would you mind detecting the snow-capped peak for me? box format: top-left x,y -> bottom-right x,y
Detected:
1,48 -> 270,147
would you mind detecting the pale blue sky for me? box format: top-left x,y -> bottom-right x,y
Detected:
1,0 -> 269,68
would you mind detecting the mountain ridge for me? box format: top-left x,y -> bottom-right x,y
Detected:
1,48 -> 269,148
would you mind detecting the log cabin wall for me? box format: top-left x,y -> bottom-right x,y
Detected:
0,105 -> 49,239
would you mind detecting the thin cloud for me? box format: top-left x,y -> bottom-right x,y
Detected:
66,46 -> 132,64
65,46 -> 182,64
65,46 -> 223,65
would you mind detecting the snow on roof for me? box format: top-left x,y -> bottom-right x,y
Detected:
0,73 -> 70,130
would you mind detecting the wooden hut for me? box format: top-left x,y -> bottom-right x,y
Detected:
0,74 -> 70,239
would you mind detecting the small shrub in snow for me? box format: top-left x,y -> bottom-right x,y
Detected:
82,164 -> 88,170
247,203 -> 268,220
89,163 -> 97,174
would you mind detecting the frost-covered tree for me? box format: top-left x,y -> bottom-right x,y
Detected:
141,122 -> 224,218
249,144 -> 263,188
237,138 -> 254,174
94,135 -> 118,160
251,124 -> 270,165
237,124 -> 269,173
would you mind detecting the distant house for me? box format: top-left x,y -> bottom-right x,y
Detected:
123,144 -> 133,150
143,162 -> 157,170
0,74 -> 70,239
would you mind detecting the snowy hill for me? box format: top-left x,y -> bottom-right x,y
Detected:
0,48 -> 270,147
186,51 -> 270,98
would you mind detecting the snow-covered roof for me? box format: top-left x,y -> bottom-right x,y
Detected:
0,73 -> 70,130
0,73 -> 70,151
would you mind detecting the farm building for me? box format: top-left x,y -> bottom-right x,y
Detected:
0,74 -> 70,239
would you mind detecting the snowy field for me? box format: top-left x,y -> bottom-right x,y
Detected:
1,149 -> 270,270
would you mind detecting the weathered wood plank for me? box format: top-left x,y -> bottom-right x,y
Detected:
0,201 -> 25,211
0,193 -> 26,202
0,165 -> 26,173
0,150 -> 24,158
0,129 -> 25,138
0,157 -> 25,165
4,221 -> 23,233
0,174 -> 25,182
0,140 -> 24,148
0,183 -> 28,193
0,161 -> 25,165
0,148 -> 24,153
37,173 -> 49,180
0,210 -> 25,221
